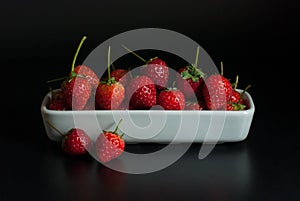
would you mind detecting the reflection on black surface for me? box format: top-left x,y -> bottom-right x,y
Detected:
40,142 -> 252,200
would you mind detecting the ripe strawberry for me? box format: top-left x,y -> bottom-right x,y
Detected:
125,75 -> 157,109
96,46 -> 125,110
176,65 -> 205,99
110,68 -> 131,87
121,45 -> 169,91
61,36 -> 92,110
62,128 -> 92,155
96,119 -> 125,163
140,57 -> 169,91
202,61 -> 233,110
46,121 -> 92,155
47,88 -> 69,110
96,82 -> 125,110
62,77 -> 92,110
157,88 -> 185,110
47,100 -> 68,110
176,47 -> 205,99
74,65 -> 99,90
227,83 -> 251,111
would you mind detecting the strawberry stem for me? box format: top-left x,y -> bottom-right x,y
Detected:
220,61 -> 224,76
122,45 -> 147,63
194,46 -> 200,68
234,75 -> 239,90
240,84 -> 251,98
46,120 -> 65,137
108,45 -> 111,79
71,36 -> 87,72
113,119 -> 123,134
46,76 -> 67,84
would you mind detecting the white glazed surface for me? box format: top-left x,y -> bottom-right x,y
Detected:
41,89 -> 255,143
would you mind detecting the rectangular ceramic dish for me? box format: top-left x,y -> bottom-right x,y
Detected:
41,89 -> 255,143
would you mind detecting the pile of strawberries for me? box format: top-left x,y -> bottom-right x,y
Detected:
47,36 -> 250,112
45,36 -> 251,162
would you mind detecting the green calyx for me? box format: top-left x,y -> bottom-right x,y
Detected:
231,102 -> 246,111
181,65 -> 205,82
100,76 -> 116,85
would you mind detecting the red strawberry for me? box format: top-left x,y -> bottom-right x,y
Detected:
176,47 -> 205,99
227,84 -> 251,111
74,65 -> 99,90
47,89 -> 69,110
95,46 -> 125,110
62,77 -> 92,110
51,89 -> 64,102
46,121 -> 92,155
96,82 -> 125,110
62,128 -> 92,155
96,119 -> 125,163
122,45 -> 169,91
176,65 -> 205,99
110,68 -> 131,87
141,57 -> 169,91
202,74 -> 232,110
157,88 -> 185,110
230,90 -> 242,104
47,100 -> 68,110
125,75 -> 157,109
61,36 -> 92,110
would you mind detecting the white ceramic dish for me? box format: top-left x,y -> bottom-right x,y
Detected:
41,89 -> 255,143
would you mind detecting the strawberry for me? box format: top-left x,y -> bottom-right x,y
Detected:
227,83 -> 251,111
95,119 -> 125,163
176,65 -> 205,99
95,46 -> 125,110
122,45 -> 169,91
96,82 -> 125,110
125,75 -> 157,109
110,68 -> 131,87
46,121 -> 92,155
47,100 -> 68,110
47,88 -> 69,110
157,88 -> 185,110
202,62 -> 233,110
176,47 -> 205,100
61,36 -> 92,110
141,57 -> 169,91
74,65 -> 99,90
62,128 -> 92,155
62,77 -> 92,110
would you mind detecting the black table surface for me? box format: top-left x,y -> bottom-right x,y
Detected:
1,1 -> 299,200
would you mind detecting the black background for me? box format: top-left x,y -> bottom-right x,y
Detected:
1,0 -> 299,201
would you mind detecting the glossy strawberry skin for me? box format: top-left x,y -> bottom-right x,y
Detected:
126,75 -> 157,109
141,58 -> 169,91
176,67 -> 204,100
47,100 -> 68,110
96,132 -> 125,163
95,82 -> 125,110
157,89 -> 185,110
202,74 -> 233,110
110,69 -> 131,87
62,128 -> 92,155
74,65 -> 99,90
61,77 -> 92,110
230,90 -> 244,104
